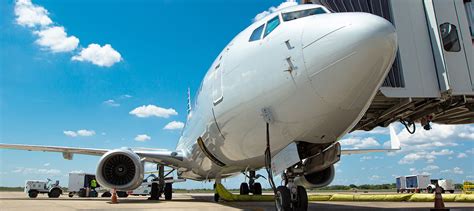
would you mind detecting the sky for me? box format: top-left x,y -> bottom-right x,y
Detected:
0,0 -> 473,189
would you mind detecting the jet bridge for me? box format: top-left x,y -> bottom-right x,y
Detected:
305,0 -> 474,131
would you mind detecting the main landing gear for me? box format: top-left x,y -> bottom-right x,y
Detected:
149,164 -> 173,201
274,165 -> 308,211
240,170 -> 263,195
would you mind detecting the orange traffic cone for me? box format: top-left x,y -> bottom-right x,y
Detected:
431,184 -> 448,211
111,189 -> 118,204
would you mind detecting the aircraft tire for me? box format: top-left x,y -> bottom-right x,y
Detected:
240,183 -> 249,195
294,186 -> 308,211
253,182 -> 262,195
275,186 -> 291,211
164,183 -> 172,200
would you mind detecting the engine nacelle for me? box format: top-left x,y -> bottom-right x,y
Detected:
96,149 -> 144,190
294,165 -> 335,188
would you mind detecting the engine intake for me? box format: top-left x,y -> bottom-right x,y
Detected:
294,165 -> 335,188
96,149 -> 144,190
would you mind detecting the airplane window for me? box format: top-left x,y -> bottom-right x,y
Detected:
249,24 -> 264,42
440,23 -> 461,52
282,7 -> 326,22
264,16 -> 280,37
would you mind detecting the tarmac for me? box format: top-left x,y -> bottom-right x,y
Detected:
1,191 -> 474,211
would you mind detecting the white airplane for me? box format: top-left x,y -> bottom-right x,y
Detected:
0,4 -> 399,211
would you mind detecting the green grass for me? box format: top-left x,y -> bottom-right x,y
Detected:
0,187 -> 24,192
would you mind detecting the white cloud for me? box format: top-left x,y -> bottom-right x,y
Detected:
396,124 -> 473,152
430,149 -> 454,156
467,148 -> 474,155
14,0 -> 52,27
13,167 -> 62,176
103,99 -> 120,107
253,0 -> 298,22
63,129 -> 95,137
163,121 -> 185,130
360,156 -> 383,161
120,94 -> 132,99
339,137 -> 380,149
77,129 -> 95,136
34,26 -> 79,53
457,153 -> 467,158
14,0 -> 122,67
129,105 -> 178,118
43,163 -> 50,167
72,44 -> 122,67
134,134 -> 151,142
399,152 -> 436,164
441,167 -> 464,175
69,170 -> 84,174
422,165 -> 439,171
63,130 -> 77,137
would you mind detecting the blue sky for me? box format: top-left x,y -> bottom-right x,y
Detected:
0,0 -> 473,189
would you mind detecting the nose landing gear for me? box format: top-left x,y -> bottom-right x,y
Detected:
240,170 -> 264,195
274,166 -> 308,211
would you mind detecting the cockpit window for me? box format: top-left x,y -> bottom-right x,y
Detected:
249,24 -> 264,42
264,16 -> 280,37
282,7 -> 327,22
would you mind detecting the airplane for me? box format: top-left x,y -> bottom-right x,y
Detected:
0,4 -> 399,211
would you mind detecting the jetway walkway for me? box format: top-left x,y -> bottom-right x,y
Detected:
304,0 -> 474,131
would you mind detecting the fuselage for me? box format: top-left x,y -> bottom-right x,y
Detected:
175,4 -> 397,180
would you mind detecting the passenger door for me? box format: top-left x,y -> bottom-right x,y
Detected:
211,55 -> 224,106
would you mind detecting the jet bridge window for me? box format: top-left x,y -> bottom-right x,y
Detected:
440,23 -> 461,52
282,7 -> 327,22
264,16 -> 280,37
249,24 -> 264,42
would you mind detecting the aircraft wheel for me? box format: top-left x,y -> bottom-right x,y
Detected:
68,192 -> 74,198
275,186 -> 291,211
294,186 -> 308,211
164,183 -> 172,200
253,182 -> 262,195
240,183 -> 249,195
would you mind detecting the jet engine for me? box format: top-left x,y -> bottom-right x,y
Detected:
294,165 -> 335,188
96,149 -> 144,190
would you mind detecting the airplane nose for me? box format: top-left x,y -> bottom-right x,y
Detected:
302,13 -> 397,110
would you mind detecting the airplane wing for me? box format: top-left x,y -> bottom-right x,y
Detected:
340,125 -> 401,155
0,143 -> 185,168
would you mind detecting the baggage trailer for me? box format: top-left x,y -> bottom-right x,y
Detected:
68,172 -> 101,197
395,176 -> 406,193
396,175 -> 430,193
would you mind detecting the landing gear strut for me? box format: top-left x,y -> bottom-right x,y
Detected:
275,165 -> 308,211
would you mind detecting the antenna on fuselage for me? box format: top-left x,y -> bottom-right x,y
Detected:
187,87 -> 192,114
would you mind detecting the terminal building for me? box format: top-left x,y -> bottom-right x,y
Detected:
304,0 -> 474,132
